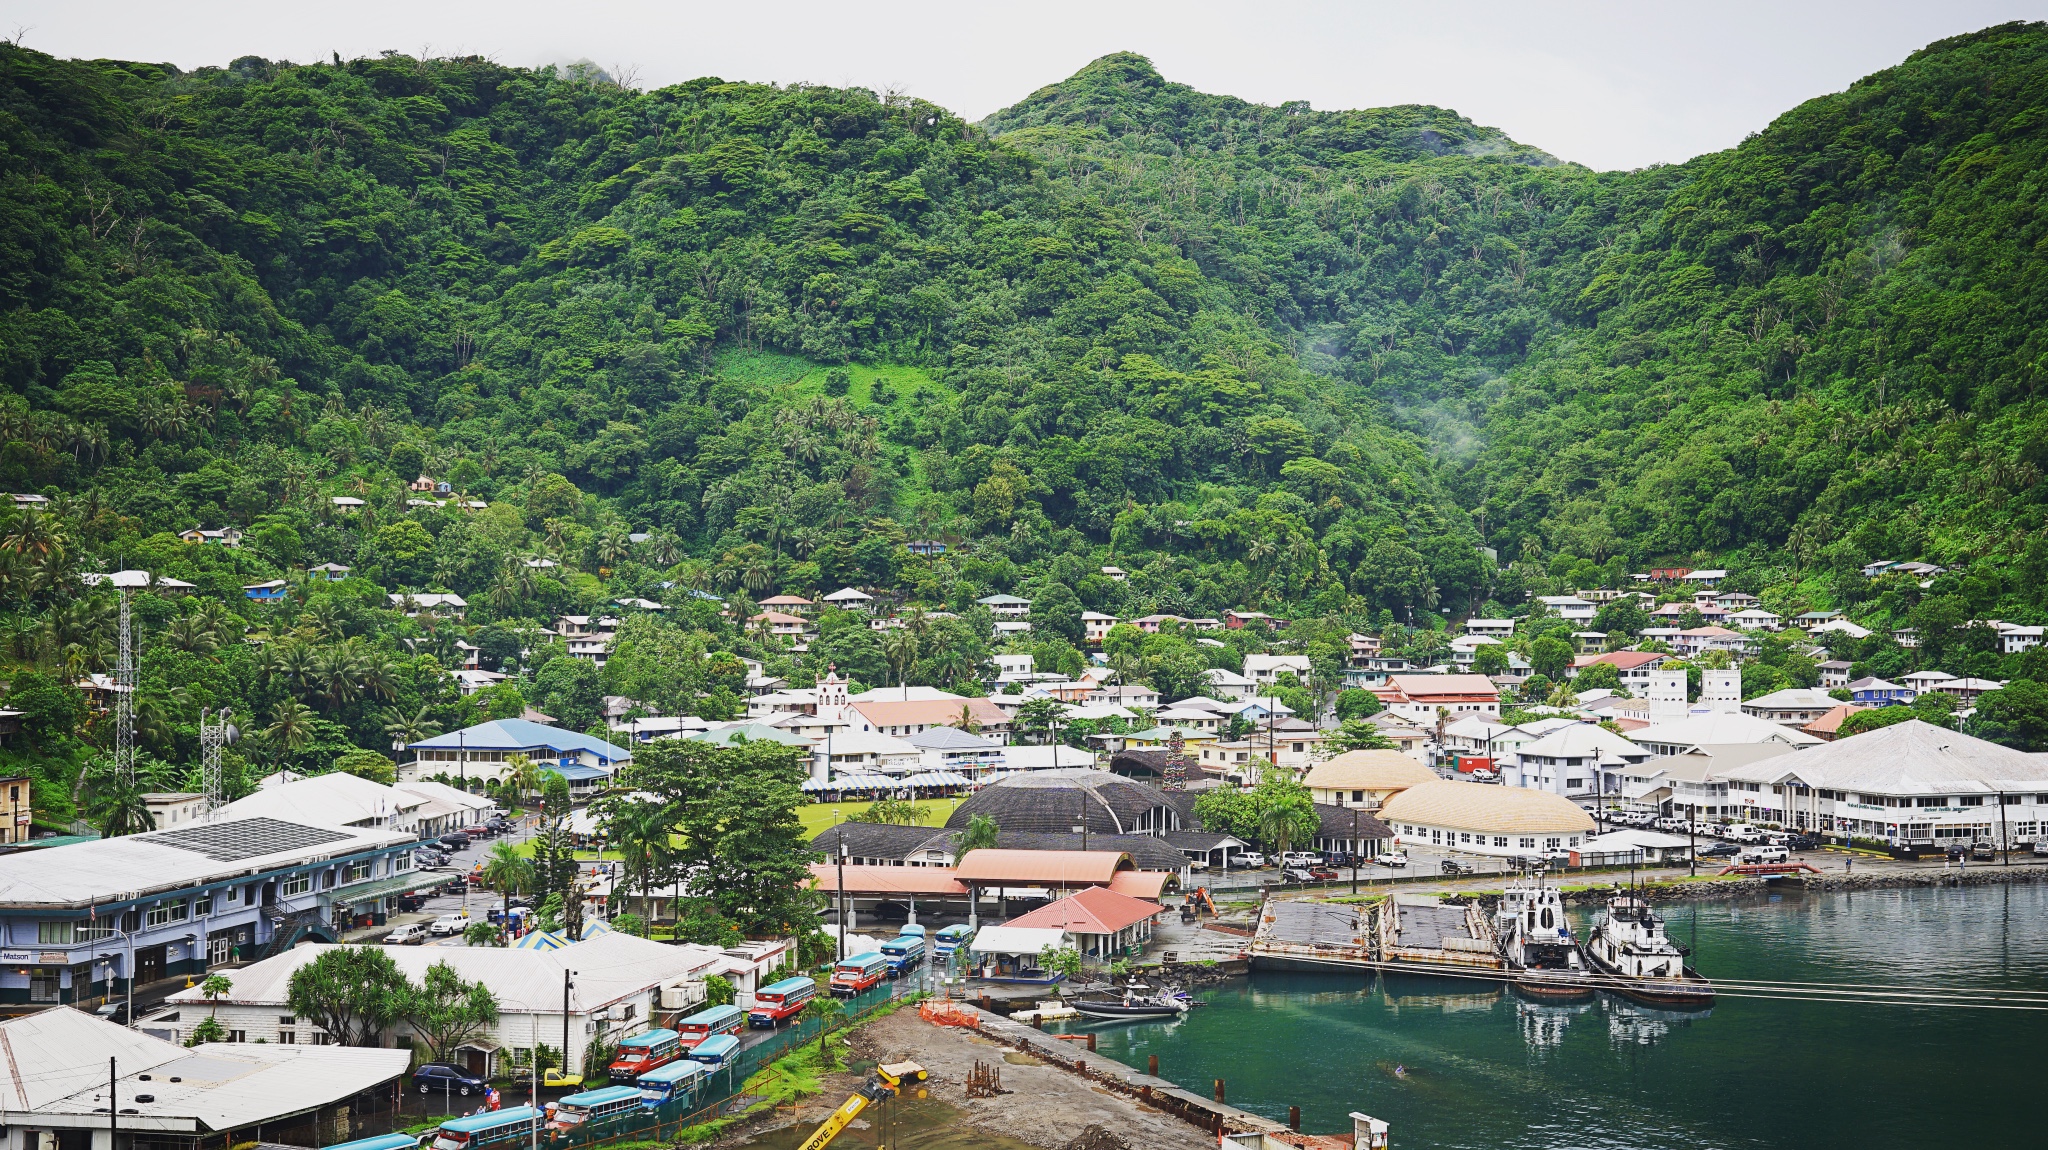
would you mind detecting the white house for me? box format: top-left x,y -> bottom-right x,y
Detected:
1503,722 -> 1651,806
155,933 -> 757,1076
1464,618 -> 1516,638
1243,653 -> 1312,685
1740,688 -> 1842,728
1996,623 -> 2043,655
1083,612 -> 1119,644
1202,667 -> 1257,700
1536,596 -> 1596,622
822,587 -> 874,610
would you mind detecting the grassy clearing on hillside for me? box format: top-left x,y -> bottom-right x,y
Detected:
798,797 -> 965,839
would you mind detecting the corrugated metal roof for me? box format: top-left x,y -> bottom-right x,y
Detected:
805,863 -> 967,896
968,925 -> 1070,955
409,719 -> 629,760
1105,870 -> 1175,900
0,1007 -> 408,1131
163,933 -> 731,1016
953,849 -> 1131,885
1378,779 -> 1594,835
0,820 -> 415,909
1302,751 -> 1439,791
1004,886 -> 1162,935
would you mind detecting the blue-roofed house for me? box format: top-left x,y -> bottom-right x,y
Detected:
398,719 -> 630,793
243,580 -> 289,602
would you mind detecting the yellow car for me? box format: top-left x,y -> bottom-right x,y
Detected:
542,1067 -> 583,1089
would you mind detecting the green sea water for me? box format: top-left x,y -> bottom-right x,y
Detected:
1076,884 -> 2048,1149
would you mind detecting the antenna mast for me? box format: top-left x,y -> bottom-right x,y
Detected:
200,707 -> 236,815
109,571 -> 152,785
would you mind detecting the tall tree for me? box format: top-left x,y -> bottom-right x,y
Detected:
285,946 -> 410,1046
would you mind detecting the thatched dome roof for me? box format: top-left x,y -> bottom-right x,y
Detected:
945,769 -> 1183,836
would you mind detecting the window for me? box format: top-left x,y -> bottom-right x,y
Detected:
76,920 -> 111,942
1957,796 -> 1984,807
279,1015 -> 295,1024
1519,838 -> 1536,849
228,1030 -> 247,1043
1545,838 -> 1562,850
119,910 -> 140,933
281,873 -> 312,897
345,860 -> 373,883
29,970 -> 59,1003
146,900 -> 190,928
194,892 -> 213,916
38,921 -> 73,945
1494,836 -> 1509,848
1460,833 -> 1472,844
279,1031 -> 295,1044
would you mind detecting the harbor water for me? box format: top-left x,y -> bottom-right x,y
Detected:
1080,883 -> 2048,1148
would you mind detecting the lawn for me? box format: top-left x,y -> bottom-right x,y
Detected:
799,797 -> 964,839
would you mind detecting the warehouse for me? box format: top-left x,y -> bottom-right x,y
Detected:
1377,779 -> 1595,858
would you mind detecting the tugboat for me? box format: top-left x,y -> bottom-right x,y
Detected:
1583,890 -> 1715,1009
1494,876 -> 1595,1000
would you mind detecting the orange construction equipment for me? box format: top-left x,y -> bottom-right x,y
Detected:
1188,887 -> 1218,917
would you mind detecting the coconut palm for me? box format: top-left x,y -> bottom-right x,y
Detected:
480,839 -> 535,928
501,753 -> 543,808
382,704 -> 440,752
265,698 -> 316,756
162,613 -> 218,654
954,814 -> 1000,859
87,774 -> 156,837
882,628 -> 918,698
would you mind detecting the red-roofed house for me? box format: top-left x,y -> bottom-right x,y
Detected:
1571,650 -> 1670,690
848,697 -> 1012,738
1373,674 -> 1502,724
1003,885 -> 1165,959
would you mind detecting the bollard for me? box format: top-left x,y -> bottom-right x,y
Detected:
1148,1054 -> 1159,1077
1086,1033 -> 1097,1051
1032,1014 -> 1044,1030
1214,1079 -> 1226,1103
1290,1106 -> 1301,1131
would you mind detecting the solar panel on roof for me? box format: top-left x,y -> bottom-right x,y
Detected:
140,818 -> 350,861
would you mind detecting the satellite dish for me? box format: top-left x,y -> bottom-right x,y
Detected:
223,724 -> 240,745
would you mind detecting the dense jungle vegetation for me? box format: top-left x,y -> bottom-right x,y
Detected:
4,22 -> 2048,822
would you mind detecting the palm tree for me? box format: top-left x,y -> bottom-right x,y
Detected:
597,526 -> 633,569
480,839 -> 535,929
882,628 -> 918,699
502,753 -> 543,808
954,814 -> 1000,859
162,613 -> 218,655
265,698 -> 316,757
88,775 -> 156,837
311,645 -> 363,712
801,995 -> 846,1067
606,801 -> 675,923
3,506 -> 68,563
357,653 -> 399,703
383,704 -> 441,752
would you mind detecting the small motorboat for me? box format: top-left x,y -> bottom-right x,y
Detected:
1063,981 -> 1192,1020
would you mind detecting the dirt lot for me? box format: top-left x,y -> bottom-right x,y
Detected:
724,1008 -> 1215,1150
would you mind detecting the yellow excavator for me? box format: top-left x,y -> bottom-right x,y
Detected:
796,1061 -> 928,1150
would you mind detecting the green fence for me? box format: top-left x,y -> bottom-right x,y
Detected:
506,979 -> 914,1149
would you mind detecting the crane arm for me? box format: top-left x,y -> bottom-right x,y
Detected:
796,1062 -> 926,1150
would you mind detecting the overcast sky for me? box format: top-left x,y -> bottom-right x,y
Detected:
5,1 -> 2044,169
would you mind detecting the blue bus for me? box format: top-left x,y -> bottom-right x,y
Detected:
547,1085 -> 645,1131
431,1107 -> 541,1150
933,924 -> 974,959
328,1136 -> 421,1150
684,1033 -> 740,1071
880,932 -> 926,977
676,1003 -> 745,1046
637,1058 -> 710,1107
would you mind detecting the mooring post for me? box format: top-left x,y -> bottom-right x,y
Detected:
1214,1079 -> 1226,1103
1085,1033 -> 1096,1051
1290,1106 -> 1301,1131
1032,1014 -> 1044,1030
1148,1054 -> 1159,1076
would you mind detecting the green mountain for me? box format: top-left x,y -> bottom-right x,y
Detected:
4,26 -> 2048,816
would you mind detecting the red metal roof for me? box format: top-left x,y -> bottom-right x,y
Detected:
1004,886 -> 1163,935
1105,870 -> 1176,901
952,850 -> 1133,885
806,863 -> 967,896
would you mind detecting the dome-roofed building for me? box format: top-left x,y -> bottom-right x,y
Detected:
944,769 -> 1185,837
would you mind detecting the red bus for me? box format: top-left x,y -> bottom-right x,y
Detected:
605,1029 -> 681,1082
830,951 -> 888,998
674,1004 -> 745,1047
748,976 -> 818,1028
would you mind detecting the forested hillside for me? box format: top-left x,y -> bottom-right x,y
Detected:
4,25 -> 2048,820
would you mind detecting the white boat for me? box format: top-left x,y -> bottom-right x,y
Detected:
1583,891 -> 1715,1009
1494,877 -> 1594,1000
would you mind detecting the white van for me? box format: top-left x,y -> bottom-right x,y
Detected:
1725,825 -> 1764,844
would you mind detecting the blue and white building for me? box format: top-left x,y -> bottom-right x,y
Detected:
399,718 -> 631,793
0,817 -> 421,1013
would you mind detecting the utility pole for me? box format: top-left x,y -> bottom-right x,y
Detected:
562,968 -> 576,1079
836,843 -> 848,964
1688,802 -> 1697,878
1351,808 -> 1359,895
109,1057 -> 117,1147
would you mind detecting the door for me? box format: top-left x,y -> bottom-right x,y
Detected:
135,945 -> 166,985
464,1048 -> 487,1076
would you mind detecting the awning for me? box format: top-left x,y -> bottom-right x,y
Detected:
328,871 -> 454,905
551,764 -> 612,783
801,774 -> 897,792
900,771 -> 974,787
968,926 -> 1069,956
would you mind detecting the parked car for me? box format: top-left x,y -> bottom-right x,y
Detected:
1280,852 -> 1321,868
1786,834 -> 1822,851
1440,860 -> 1468,875
414,1063 -> 486,1096
384,922 -> 431,945
541,1067 -> 583,1089
1374,852 -> 1409,868
437,832 -> 471,850
2034,839 -> 2048,858
1970,841 -> 1996,861
1467,767 -> 1499,782
94,1001 -> 131,1024
1237,852 -> 1267,868
1740,846 -> 1791,865
1541,849 -> 1573,865
461,824 -> 492,838
1698,843 -> 1741,858
428,912 -> 471,936
1307,866 -> 1340,880
1282,867 -> 1317,883
1725,825 -> 1763,844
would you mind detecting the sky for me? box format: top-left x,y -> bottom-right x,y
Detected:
4,0 -> 2046,170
